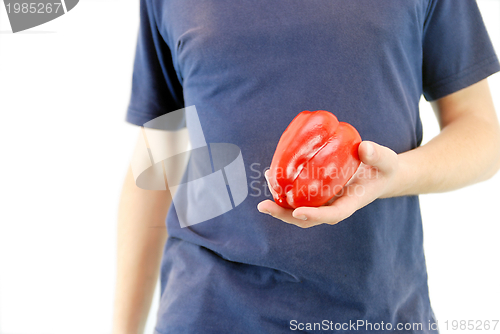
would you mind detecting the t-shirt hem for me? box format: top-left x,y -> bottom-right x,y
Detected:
423,55 -> 500,101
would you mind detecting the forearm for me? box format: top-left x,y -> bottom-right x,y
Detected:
260,80 -> 500,227
112,166 -> 170,334
386,112 -> 500,197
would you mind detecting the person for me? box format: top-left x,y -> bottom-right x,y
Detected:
112,0 -> 500,333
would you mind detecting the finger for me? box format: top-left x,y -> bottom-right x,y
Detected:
257,200 -> 323,228
293,189 -> 367,225
293,204 -> 347,225
264,170 -> 271,189
257,199 -> 277,214
358,141 -> 398,174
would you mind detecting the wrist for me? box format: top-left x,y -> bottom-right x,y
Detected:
380,152 -> 416,198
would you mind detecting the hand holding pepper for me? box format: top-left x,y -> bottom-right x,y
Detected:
257,111 -> 399,228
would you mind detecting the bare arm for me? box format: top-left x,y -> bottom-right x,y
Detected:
111,165 -> 170,334
258,78 -> 500,227
389,78 -> 500,196
112,125 -> 189,333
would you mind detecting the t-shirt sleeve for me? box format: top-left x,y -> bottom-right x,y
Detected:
422,0 -> 500,101
125,0 -> 184,126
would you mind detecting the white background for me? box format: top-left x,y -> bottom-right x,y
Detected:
0,1 -> 499,333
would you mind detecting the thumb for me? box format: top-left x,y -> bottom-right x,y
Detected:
358,141 -> 398,173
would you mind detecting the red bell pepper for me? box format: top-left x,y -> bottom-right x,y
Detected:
268,110 -> 362,209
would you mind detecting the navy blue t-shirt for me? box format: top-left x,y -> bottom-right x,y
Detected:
126,0 -> 500,333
